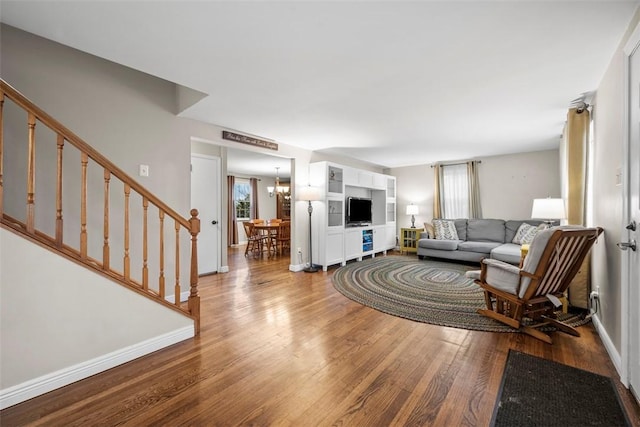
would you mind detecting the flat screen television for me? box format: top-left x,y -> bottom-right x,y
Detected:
346,197 -> 372,226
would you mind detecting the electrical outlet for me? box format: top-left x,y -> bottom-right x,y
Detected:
297,247 -> 302,254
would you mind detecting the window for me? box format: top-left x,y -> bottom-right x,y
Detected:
234,180 -> 251,219
442,164 -> 469,218
435,161 -> 482,219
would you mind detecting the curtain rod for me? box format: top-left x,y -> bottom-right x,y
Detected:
430,160 -> 482,168
229,174 -> 262,181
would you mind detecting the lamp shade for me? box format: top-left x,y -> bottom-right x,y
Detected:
531,198 -> 566,220
297,185 -> 322,201
406,204 -> 419,216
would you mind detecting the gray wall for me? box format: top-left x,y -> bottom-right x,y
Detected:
0,228 -> 193,392
2,24 -> 193,290
0,23 -> 387,275
591,10 -> 640,356
391,149 -> 561,232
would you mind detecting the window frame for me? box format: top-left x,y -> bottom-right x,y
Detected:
234,179 -> 251,220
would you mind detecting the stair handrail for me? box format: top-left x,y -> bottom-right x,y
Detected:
0,79 -> 201,334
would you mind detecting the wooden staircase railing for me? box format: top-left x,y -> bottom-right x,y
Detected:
0,79 -> 200,334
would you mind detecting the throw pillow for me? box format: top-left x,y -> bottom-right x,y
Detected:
512,223 -> 547,245
424,222 -> 435,239
433,219 -> 459,240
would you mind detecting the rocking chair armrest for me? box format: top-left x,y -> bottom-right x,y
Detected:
481,258 -> 521,276
479,258 -> 523,295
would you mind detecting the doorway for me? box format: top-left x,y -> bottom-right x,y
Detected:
622,21 -> 639,402
226,147 -> 293,259
191,154 -> 221,275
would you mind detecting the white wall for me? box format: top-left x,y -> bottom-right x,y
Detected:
479,149 -> 560,219
2,24 -> 193,292
591,10 -> 640,355
0,24 -> 388,270
391,164 -> 433,231
391,149 -> 561,235
0,228 -> 193,405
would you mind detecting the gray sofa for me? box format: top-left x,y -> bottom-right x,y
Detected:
417,218 -> 550,265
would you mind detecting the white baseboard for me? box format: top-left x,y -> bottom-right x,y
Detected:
0,326 -> 193,410
219,265 -> 229,273
592,314 -> 624,382
289,263 -> 305,272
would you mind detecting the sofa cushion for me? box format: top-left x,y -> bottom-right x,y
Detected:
452,219 -> 468,241
419,238 -> 462,251
491,243 -> 522,265
433,219 -> 459,240
457,241 -> 502,254
466,219 -> 506,242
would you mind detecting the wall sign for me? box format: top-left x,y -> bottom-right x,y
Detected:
222,131 -> 278,151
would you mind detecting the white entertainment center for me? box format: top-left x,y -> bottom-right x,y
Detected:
309,161 -> 397,271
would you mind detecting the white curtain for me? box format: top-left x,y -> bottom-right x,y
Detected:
442,163 -> 469,218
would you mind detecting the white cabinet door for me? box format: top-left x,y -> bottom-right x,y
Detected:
345,228 -> 362,260
325,231 -> 344,268
358,171 -> 374,188
373,173 -> 387,190
343,167 -> 358,186
385,224 -> 397,250
373,226 -> 386,252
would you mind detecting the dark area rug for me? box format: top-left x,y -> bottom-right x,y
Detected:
491,350 -> 630,427
332,256 -> 589,332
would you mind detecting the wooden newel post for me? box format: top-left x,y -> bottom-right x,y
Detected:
188,208 -> 201,335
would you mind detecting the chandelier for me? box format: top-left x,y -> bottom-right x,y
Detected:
267,167 -> 290,199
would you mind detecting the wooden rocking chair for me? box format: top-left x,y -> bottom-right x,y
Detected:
471,226 -> 603,344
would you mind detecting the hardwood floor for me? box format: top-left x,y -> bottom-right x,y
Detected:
2,248 -> 639,426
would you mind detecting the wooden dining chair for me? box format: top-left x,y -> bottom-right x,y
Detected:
242,221 -> 267,257
470,226 -> 603,344
275,221 -> 291,255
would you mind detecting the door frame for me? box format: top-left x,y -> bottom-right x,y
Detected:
191,153 -> 223,275
621,20 -> 640,390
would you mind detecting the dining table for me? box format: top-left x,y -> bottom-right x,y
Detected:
252,222 -> 282,257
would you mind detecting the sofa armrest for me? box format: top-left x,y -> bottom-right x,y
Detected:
419,231 -> 430,239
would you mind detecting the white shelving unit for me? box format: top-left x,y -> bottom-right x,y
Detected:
309,161 -> 397,271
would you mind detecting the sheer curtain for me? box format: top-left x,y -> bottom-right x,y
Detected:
442,163 -> 469,218
434,161 -> 482,219
227,175 -> 238,246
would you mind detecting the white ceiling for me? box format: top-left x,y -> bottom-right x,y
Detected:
226,147 -> 291,179
2,1 -> 638,170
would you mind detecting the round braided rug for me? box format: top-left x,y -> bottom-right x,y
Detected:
332,256 -> 590,333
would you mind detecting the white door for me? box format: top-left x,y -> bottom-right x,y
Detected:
623,24 -> 640,402
191,154 -> 220,275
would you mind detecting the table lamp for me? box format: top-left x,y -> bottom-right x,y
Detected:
531,198 -> 566,224
406,204 -> 419,228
